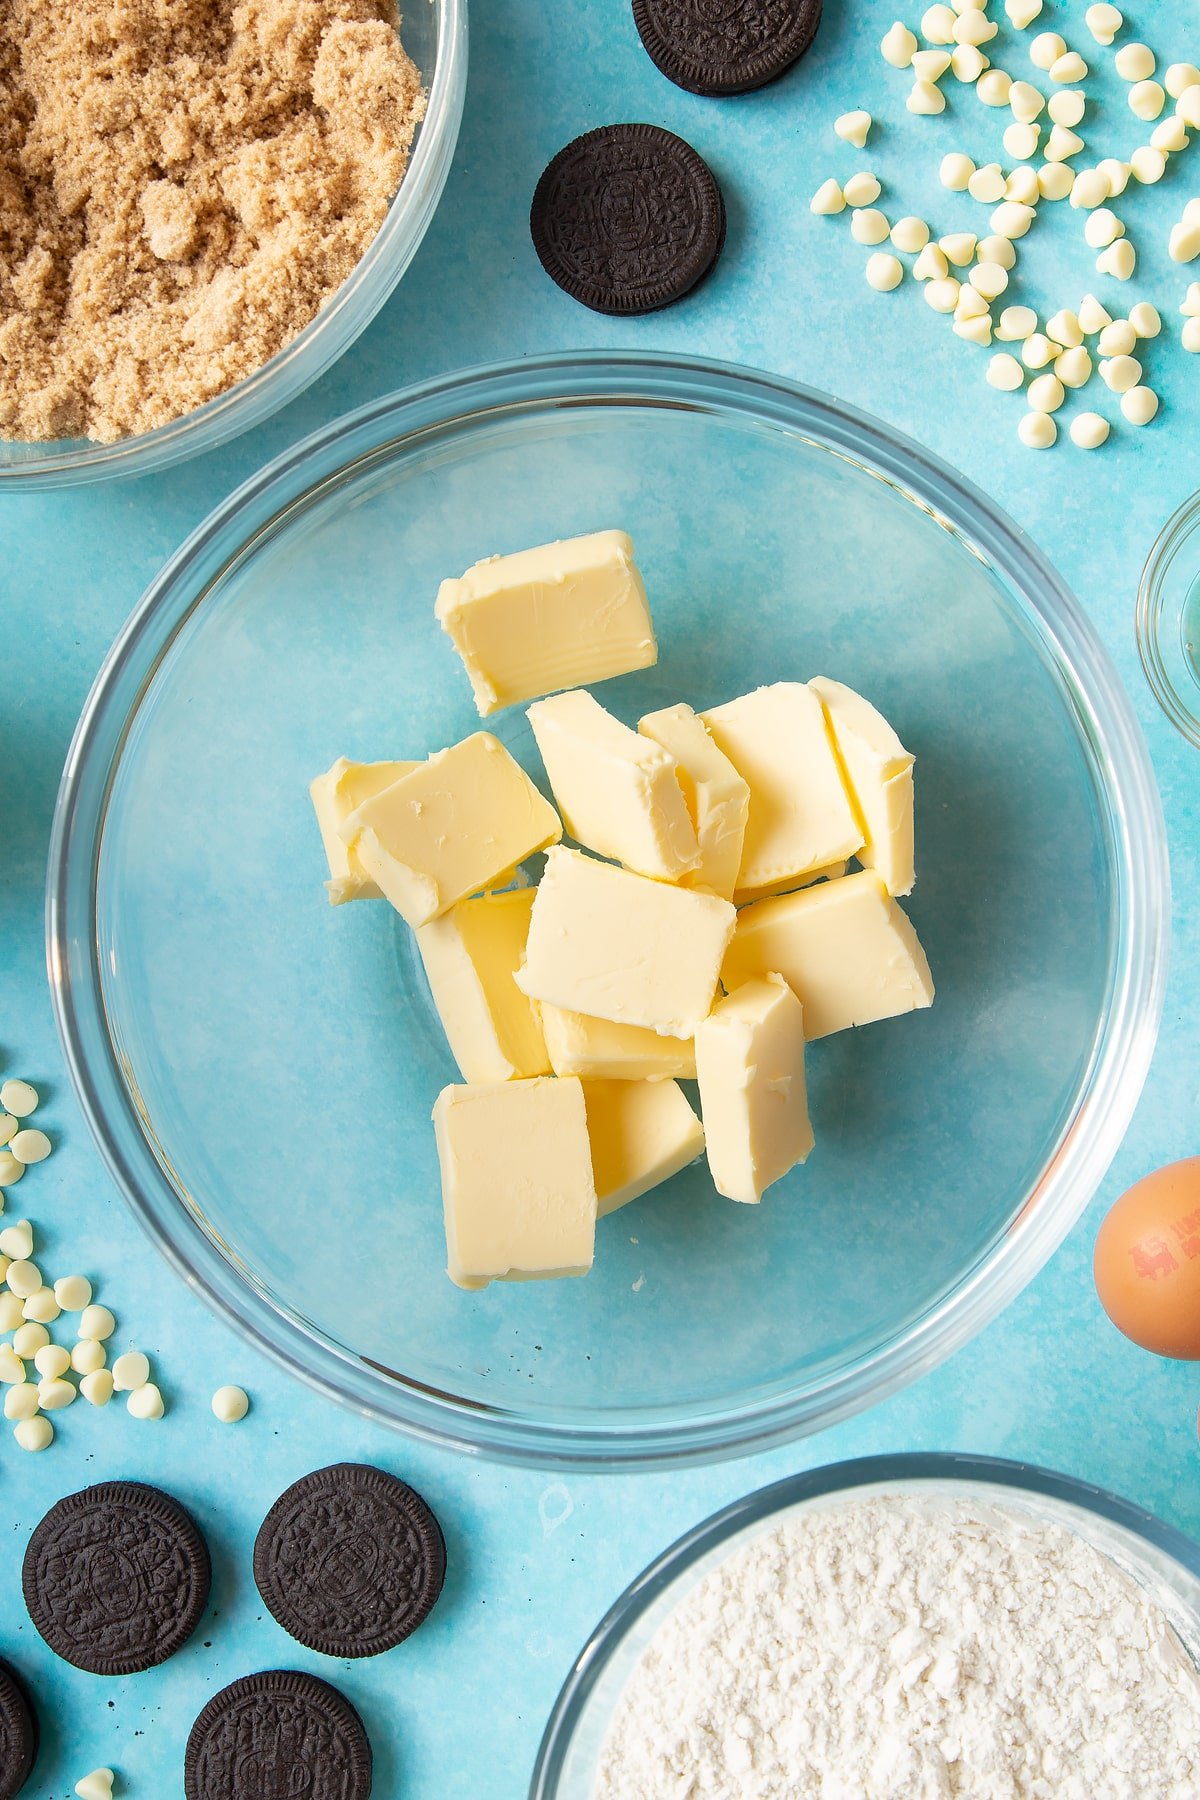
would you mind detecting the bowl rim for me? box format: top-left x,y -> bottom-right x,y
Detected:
0,0 -> 468,489
46,350 -> 1170,1469
1137,485 -> 1200,750
529,1449 -> 1200,1796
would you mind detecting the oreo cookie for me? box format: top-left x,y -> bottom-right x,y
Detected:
185,1671 -> 371,1800
633,0 -> 822,94
531,124 -> 726,316
22,1481 -> 211,1675
0,1661 -> 37,1800
253,1463 -> 445,1658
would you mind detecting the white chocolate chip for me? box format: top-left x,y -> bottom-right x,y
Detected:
80,1368 -> 115,1406
127,1382 -> 165,1420
79,1303 -> 116,1341
74,1771 -> 116,1800
977,70 -> 1013,106
978,234 -> 1017,269
0,1117 -> 14,1148
1182,317 -> 1200,351
1071,168 -> 1110,208
1128,300 -> 1161,338
1045,124 -> 1084,161
1056,345 -> 1093,387
951,44 -> 989,82
864,251 -> 904,295
1125,147 -> 1163,185
987,352 -> 1025,389
914,243 -> 949,280
1038,161 -> 1075,200
1004,121 -> 1041,159
991,201 -> 1036,238
810,179 -> 845,215
1084,208 -> 1124,248
941,152 -> 976,190
968,163 -> 1007,202
13,1323 -> 48,1359
1047,308 -> 1083,346
0,1082 -> 38,1118
1097,238 -> 1136,279
112,1350 -> 151,1391
1048,89 -> 1086,127
22,1288 -> 60,1325
851,207 -> 891,245
925,277 -> 961,312
1121,386 -> 1158,424
38,1376 -> 75,1411
971,260 -> 1010,299
997,303 -> 1038,339
955,285 -> 990,320
3,1383 -> 39,1422
1078,292 -> 1112,333
0,1294 -> 22,1332
1085,4 -> 1122,45
954,10 -> 996,48
891,216 -> 930,253
922,4 -> 957,44
881,21 -> 918,68
1129,80 -> 1165,122
1070,411 -> 1110,447
1051,53 -> 1088,85
941,231 -> 978,265
1019,410 -> 1057,447
1098,318 -> 1137,355
0,1154 -> 25,1188
1100,352 -> 1142,391
34,1344 -> 71,1381
843,171 -> 882,206
1166,64 -> 1200,99
1006,166 -> 1040,206
953,313 -> 994,345
1115,42 -> 1154,82
71,1338 -> 106,1375
14,1415 -> 53,1451
1170,221 -> 1200,263
1028,372 -> 1065,412
909,79 -> 948,114
1182,284 -> 1200,317
0,1347 -> 25,1385
1095,158 -> 1129,196
1030,32 -> 1065,71
1021,331 -> 1057,368
835,110 -> 873,148
1177,86 -> 1200,130
1005,0 -> 1042,26
0,1219 -> 33,1260
6,1260 -> 41,1299
212,1384 -> 250,1423
1009,80 -> 1045,122
54,1274 -> 92,1311
914,48 -> 953,83
1151,116 -> 1189,153
10,1129 -> 49,1165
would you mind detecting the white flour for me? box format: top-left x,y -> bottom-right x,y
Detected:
594,1495 -> 1200,1799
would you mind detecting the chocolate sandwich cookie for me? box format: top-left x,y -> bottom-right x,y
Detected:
0,1661 -> 37,1800
531,124 -> 726,316
632,0 -> 823,94
185,1671 -> 372,1800
253,1463 -> 445,1658
22,1481 -> 211,1675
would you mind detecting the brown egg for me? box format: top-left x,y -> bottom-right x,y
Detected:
1094,1158 -> 1200,1359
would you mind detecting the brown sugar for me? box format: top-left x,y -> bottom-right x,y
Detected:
0,0 -> 425,443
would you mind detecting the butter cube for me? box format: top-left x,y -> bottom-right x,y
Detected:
723,869 -> 934,1040
309,756 -> 417,904
435,529 -> 658,717
638,703 -> 750,901
417,889 -> 550,1082
539,1003 -> 696,1081
582,1079 -> 705,1217
515,848 -> 736,1039
695,976 -> 814,1204
342,732 -> 561,928
810,677 -> 915,896
433,1077 -> 596,1289
701,683 -> 863,900
528,691 -> 698,881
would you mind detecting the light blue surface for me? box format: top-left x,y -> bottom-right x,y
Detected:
2,1 -> 1199,1794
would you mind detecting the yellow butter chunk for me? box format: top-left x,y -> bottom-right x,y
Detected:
309,756 -> 417,905
701,683 -> 863,899
514,847 -> 736,1038
695,976 -> 814,1204
638,703 -> 750,900
528,690 -> 698,881
723,869 -> 934,1040
435,529 -> 658,717
416,888 -> 550,1082
582,1079 -> 705,1217
433,1077 -> 597,1289
539,1002 -> 696,1080
810,677 -> 915,896
341,732 -> 561,928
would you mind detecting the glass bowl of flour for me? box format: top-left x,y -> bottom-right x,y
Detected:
533,1452 -> 1200,1799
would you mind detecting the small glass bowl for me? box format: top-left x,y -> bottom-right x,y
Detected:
0,0 -> 466,490
1138,489 -> 1200,749
531,1452 -> 1200,1797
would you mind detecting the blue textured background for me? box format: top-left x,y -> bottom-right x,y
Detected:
3,1 -> 1200,1794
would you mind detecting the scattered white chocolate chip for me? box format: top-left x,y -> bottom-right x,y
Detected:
0,1154 -> 25,1188
1019,410 -> 1057,447
971,260 -> 1010,299
1101,353 -> 1142,391
75,1771 -> 115,1800
991,200 -> 1036,238
1178,87 -> 1200,130
1044,124 -> 1084,161
977,70 -> 1013,106
1005,121 -> 1041,159
953,10 -> 995,48
909,79 -> 947,115
1095,158 -> 1129,196
1085,4 -> 1122,45
54,1274 -> 92,1311
811,179 -> 845,215
1129,80 -> 1165,122
0,1294 -> 22,1332
112,1350 -> 151,1392
14,1415 -> 53,1451
1084,207 -> 1124,248
0,1082 -> 38,1118
127,1382 -> 165,1420
835,110 -> 873,148
1048,89 -> 1086,127
1098,317 -> 1137,355
3,1382 -> 39,1422
71,1338 -> 106,1375
1071,168 -> 1110,209
1151,116 -> 1189,153
34,1344 -> 71,1381
1115,42 -> 1154,82
852,207 -> 891,245
922,4 -> 957,44
1027,373 -> 1065,413
1078,292 -> 1112,333
955,285 -> 990,320
13,1323 -> 48,1359
1121,386 -> 1158,424
987,352 -> 1025,389
0,1347 -> 26,1385
941,152 -> 976,191
882,21 -> 918,68
953,313 -> 994,345
1030,32 -> 1065,72
1006,0 -> 1042,26
1046,308 -> 1083,347
914,243 -> 949,280
891,216 -> 930,253
925,277 -> 962,312
80,1368 -> 115,1406
1128,300 -> 1161,338
1021,331 -> 1058,368
997,303 -> 1038,339
10,1129 -> 49,1164
1009,80 -> 1045,122
1070,411 -> 1110,447
1006,166 -> 1040,206
1166,64 -> 1200,99
79,1303 -> 116,1341
951,45 -> 989,82
6,1260 -> 41,1299
1038,161 -> 1075,200
844,171 -> 882,206
912,48 -> 952,84
1180,283 -> 1200,316
941,231 -> 978,265
1183,317 -> 1200,351
0,1117 -> 14,1149
968,163 -> 1007,203
22,1288 -> 60,1324
212,1384 -> 250,1423
978,234 -> 1017,269
1097,238 -> 1136,279
0,1220 -> 33,1260
1051,53 -> 1088,85
39,1377 -> 75,1411
1170,220 -> 1200,263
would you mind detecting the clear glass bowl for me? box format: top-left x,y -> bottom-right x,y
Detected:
531,1451 -> 1200,1796
1138,488 -> 1200,750
47,353 -> 1168,1468
0,0 -> 466,490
